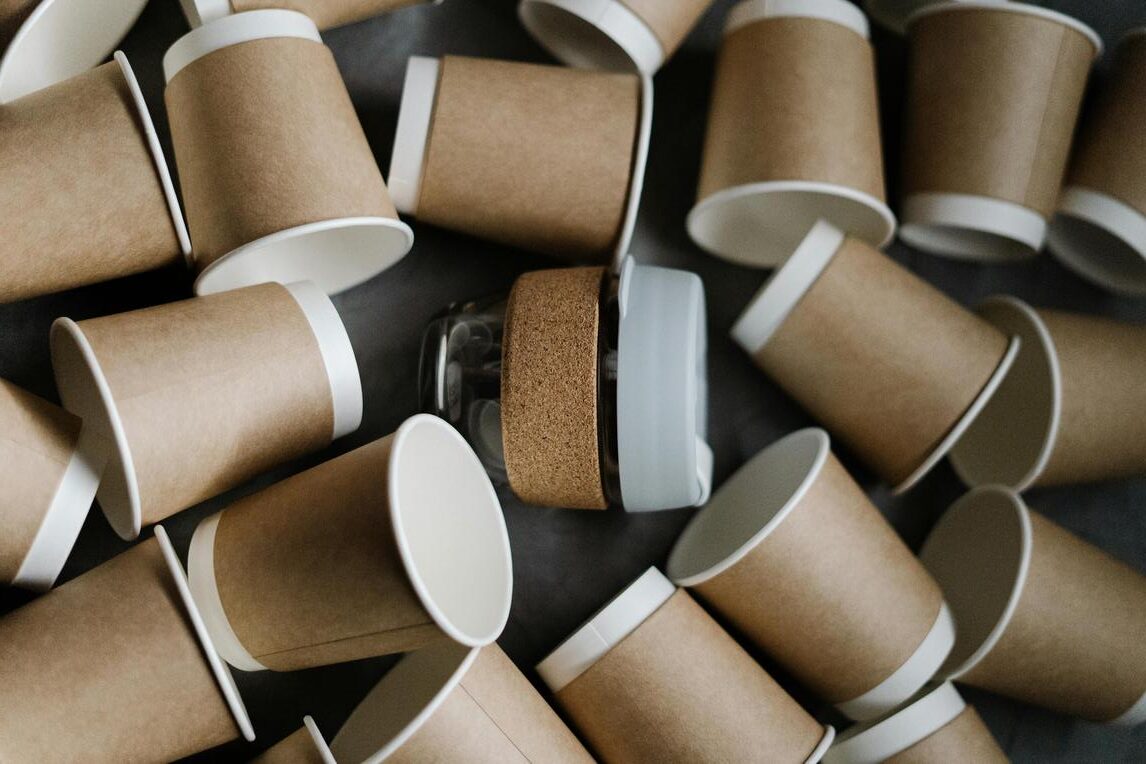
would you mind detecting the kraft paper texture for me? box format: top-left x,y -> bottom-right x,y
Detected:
621,0 -> 712,59
231,0 -> 427,30
885,707 -> 1007,764
251,727 -> 328,764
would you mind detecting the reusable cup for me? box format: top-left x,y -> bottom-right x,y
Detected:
950,297 -> 1146,490
0,528 -> 253,761
824,683 -> 1006,764
863,0 -> 1006,36
921,487 -> 1146,725
1048,29 -> 1146,296
689,0 -> 894,268
0,53 -> 188,303
517,0 -> 712,73
188,415 -> 513,672
732,220 -> 1018,492
328,643 -> 592,763
50,280 -> 362,540
251,718 -> 334,764
389,54 -> 650,266
0,379 -> 102,591
668,429 -> 955,721
900,1 -> 1100,261
538,567 -> 836,763
0,0 -> 148,102
164,9 -> 413,295
180,0 -> 434,29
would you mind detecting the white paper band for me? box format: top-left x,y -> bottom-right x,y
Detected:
899,192 -> 1047,262
727,0 -> 870,39
517,0 -> 665,74
164,8 -> 322,82
389,56 -> 439,216
304,716 -> 337,764
825,683 -> 966,764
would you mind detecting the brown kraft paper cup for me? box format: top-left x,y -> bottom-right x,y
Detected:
50,280 -> 362,540
329,643 -> 592,763
900,2 -> 1100,262
689,0 -> 894,268
0,529 -> 253,761
194,0 -> 432,30
0,54 -> 189,303
0,378 -> 102,591
388,54 -> 648,266
539,568 -> 835,763
187,415 -> 513,672
921,487 -> 1146,725
164,9 -> 413,296
731,220 -> 1018,492
950,297 -> 1146,490
1048,30 -> 1146,296
668,428 -> 955,721
824,683 -> 1006,764
252,718 -> 334,764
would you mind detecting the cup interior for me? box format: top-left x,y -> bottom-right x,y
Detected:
518,0 -> 651,72
1047,190 -> 1146,297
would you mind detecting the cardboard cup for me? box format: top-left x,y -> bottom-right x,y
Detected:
0,0 -> 148,103
824,683 -> 1006,764
187,415 -> 513,672
389,54 -> 649,267
252,717 -> 335,764
181,0 -> 433,30
517,0 -> 712,74
0,379 -> 103,591
732,220 -> 1018,491
950,297 -> 1146,490
667,429 -> 954,721
689,0 -> 894,268
1048,31 -> 1146,296
539,568 -> 835,763
50,280 -> 361,540
0,54 -> 189,303
862,0 -> 1006,36
900,2 -> 1100,261
0,528 -> 253,761
164,9 -> 413,296
328,643 -> 592,763
921,487 -> 1146,724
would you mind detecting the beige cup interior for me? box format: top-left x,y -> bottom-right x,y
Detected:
518,2 -> 640,71
1048,206 -> 1146,297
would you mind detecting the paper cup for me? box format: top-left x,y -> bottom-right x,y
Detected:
164,9 -> 412,296
900,2 -> 1100,261
863,0 -> 1006,36
328,643 -> 591,763
824,683 -> 1006,764
732,220 -> 1018,491
517,0 -> 711,74
950,297 -> 1146,490
689,0 -> 894,268
0,54 -> 189,303
0,379 -> 102,591
187,415 -> 512,672
0,529 -> 252,760
539,568 -> 835,763
921,487 -> 1146,725
389,54 -> 650,267
50,280 -> 361,540
252,717 -> 335,764
180,0 -> 432,30
668,429 -> 954,720
1048,31 -> 1146,296
0,0 -> 147,102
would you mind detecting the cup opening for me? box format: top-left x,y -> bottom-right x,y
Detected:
807,725 -> 837,764
517,0 -> 663,73
727,0 -> 870,39
164,8 -> 321,83
388,415 -> 513,648
389,56 -> 440,216
825,683 -> 966,764
302,716 -> 336,764
919,487 -> 1032,679
1047,188 -> 1146,297
666,428 -> 829,587
611,73 -> 653,272
899,194 -> 1045,262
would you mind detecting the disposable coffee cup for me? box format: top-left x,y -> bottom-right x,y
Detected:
863,0 -> 1006,36
252,717 -> 335,764
731,220 -> 1018,492
328,643 -> 592,763
179,0 -> 435,30
50,280 -> 362,540
824,683 -> 1006,764
900,2 -> 1100,261
164,9 -> 413,296
921,487 -> 1146,725
0,0 -> 148,102
517,0 -> 712,73
187,415 -> 513,672
0,528 -> 253,761
389,54 -> 650,268
950,297 -> 1146,490
0,379 -> 103,591
668,428 -> 955,721
538,567 -> 835,763
1048,30 -> 1146,296
689,0 -> 894,268
0,53 -> 189,303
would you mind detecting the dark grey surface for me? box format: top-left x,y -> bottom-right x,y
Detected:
1,0 -> 1144,760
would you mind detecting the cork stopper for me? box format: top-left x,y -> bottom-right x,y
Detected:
502,267 -> 608,509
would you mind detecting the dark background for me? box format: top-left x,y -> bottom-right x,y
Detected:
1,0 -> 1144,760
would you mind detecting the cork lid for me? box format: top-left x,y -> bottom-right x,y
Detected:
517,0 -> 665,73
